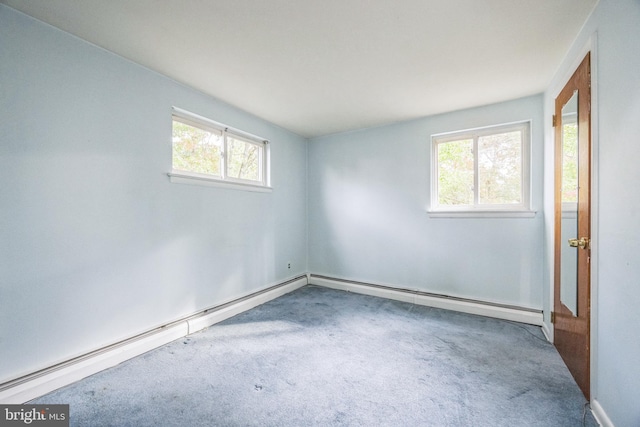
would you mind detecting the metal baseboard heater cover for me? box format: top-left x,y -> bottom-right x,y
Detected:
309,274 -> 543,326
1,273 -> 543,403
0,275 -> 308,404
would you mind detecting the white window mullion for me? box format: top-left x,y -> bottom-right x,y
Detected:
222,130 -> 228,180
473,136 -> 479,206
520,130 -> 526,206
258,144 -> 264,186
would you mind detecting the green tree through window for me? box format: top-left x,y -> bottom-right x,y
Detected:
432,122 -> 530,211
171,109 -> 267,187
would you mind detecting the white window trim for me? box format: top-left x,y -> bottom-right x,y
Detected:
428,121 -> 534,218
428,210 -> 536,218
169,107 -> 272,192
168,171 -> 272,193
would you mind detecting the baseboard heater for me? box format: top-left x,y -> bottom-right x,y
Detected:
2,274 -> 542,403
309,274 -> 543,326
0,275 -> 308,404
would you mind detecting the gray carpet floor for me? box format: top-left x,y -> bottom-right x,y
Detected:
32,285 -> 597,426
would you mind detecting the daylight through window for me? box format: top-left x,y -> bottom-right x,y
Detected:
431,122 -> 530,212
170,108 -> 269,190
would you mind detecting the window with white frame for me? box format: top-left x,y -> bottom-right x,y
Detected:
431,121 -> 531,214
169,108 -> 270,191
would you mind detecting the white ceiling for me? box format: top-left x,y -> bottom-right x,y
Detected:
2,0 -> 597,138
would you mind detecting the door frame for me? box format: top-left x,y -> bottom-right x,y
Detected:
546,34 -> 599,403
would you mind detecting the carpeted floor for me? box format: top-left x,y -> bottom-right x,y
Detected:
32,285 -> 598,426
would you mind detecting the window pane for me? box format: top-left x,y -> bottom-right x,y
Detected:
437,139 -> 474,206
477,131 -> 522,204
172,121 -> 222,176
227,136 -> 261,182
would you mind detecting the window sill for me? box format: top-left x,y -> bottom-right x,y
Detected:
168,172 -> 272,193
427,210 -> 537,218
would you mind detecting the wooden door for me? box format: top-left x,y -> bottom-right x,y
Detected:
553,53 -> 591,399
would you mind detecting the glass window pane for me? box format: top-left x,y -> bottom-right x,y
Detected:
172,120 -> 222,176
437,139 -> 474,206
477,131 -> 522,204
227,136 -> 261,182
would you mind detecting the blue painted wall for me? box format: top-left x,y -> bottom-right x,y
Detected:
308,95 -> 544,309
0,5 -> 308,383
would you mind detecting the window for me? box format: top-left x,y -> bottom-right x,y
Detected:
168,107 -> 270,191
430,121 -> 531,216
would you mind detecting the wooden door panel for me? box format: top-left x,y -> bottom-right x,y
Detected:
553,52 -> 591,400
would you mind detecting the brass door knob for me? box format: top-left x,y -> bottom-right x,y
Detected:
568,237 -> 590,249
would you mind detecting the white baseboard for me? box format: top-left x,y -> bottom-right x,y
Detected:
0,323 -> 189,405
0,276 -> 307,404
0,274 -> 545,403
310,275 -> 543,326
591,399 -> 614,427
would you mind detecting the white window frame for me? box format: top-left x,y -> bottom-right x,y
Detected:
429,121 -> 534,218
168,107 -> 271,192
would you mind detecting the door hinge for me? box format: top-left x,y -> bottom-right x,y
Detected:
550,311 -> 556,323
552,114 -> 557,127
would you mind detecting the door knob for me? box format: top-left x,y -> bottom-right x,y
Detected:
568,237 -> 590,249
